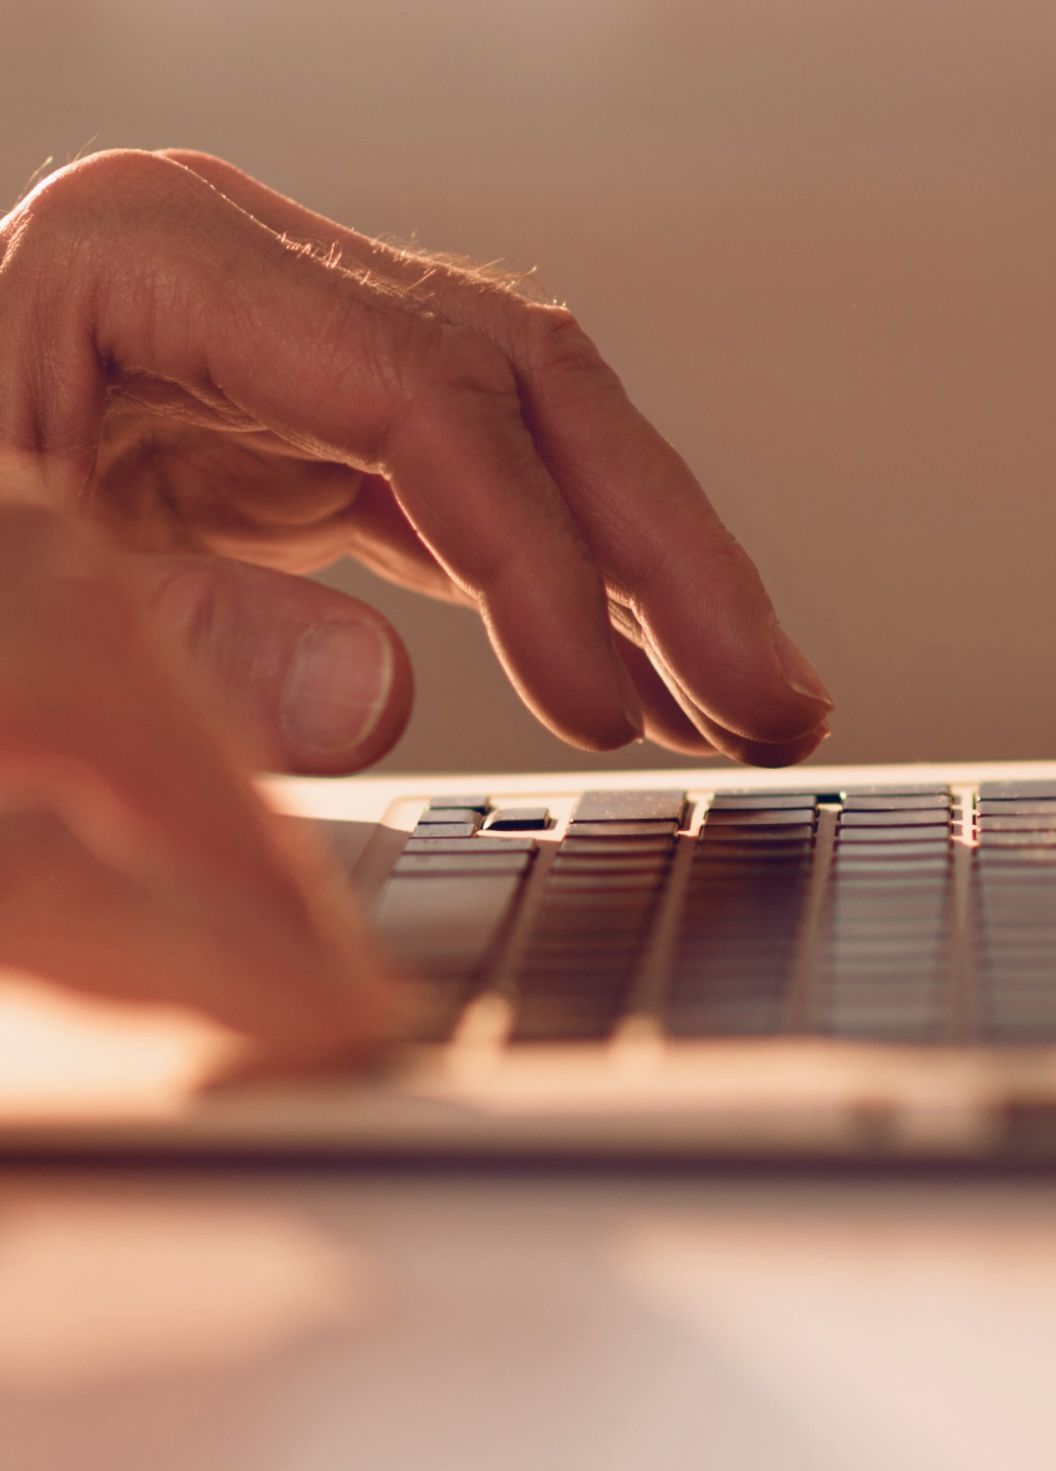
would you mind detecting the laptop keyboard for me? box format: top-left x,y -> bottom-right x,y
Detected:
370,782 -> 1056,1048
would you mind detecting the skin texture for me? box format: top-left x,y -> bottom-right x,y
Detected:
0,149 -> 833,1069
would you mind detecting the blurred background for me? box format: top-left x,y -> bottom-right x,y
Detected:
2,0 -> 1054,773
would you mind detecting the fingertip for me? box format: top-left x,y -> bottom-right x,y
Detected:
770,623 -> 834,712
717,719 -> 832,769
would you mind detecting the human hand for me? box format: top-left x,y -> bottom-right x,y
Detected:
2,148 -> 832,772
0,485 -> 408,1075
0,148 -> 832,1071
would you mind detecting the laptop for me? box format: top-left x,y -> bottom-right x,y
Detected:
4,759 -> 1056,1168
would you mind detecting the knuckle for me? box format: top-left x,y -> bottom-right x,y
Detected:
515,302 -> 603,375
418,319 -> 518,399
713,527 -> 765,589
11,150 -> 183,234
386,319 -> 521,446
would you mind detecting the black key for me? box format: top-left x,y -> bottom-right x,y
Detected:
373,872 -> 526,974
694,845 -> 812,864
666,1001 -> 781,1037
987,1023 -> 1056,1044
484,807 -> 551,831
572,789 -> 687,824
415,808 -> 486,827
556,838 -> 673,859
510,996 -> 619,1043
842,795 -> 952,812
566,820 -> 679,840
975,848 -> 1056,868
403,836 -> 537,855
394,851 -> 533,877
547,897 -> 657,921
978,781 -> 1056,800
978,814 -> 1056,832
830,922 -> 946,944
834,840 -> 951,858
427,794 -> 491,813
977,800 -> 1056,817
824,970 -> 941,991
827,940 -> 944,964
837,829 -> 951,846
987,1001 -> 1056,1027
699,824 -> 815,844
411,820 -> 482,840
977,832 -> 1056,849
516,951 -> 637,977
835,882 -> 953,906
706,793 -> 817,812
839,811 -> 950,829
703,808 -> 817,828
824,1013 -> 938,1042
841,784 -> 951,798
547,864 -> 661,888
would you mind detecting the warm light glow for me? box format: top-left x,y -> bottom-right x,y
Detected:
0,970 -> 242,1120
0,1198 -> 370,1386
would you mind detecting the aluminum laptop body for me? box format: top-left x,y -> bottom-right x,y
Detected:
5,760 -> 1056,1169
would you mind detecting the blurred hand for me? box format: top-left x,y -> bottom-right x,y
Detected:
0,493 -> 402,1074
0,149 -> 833,1066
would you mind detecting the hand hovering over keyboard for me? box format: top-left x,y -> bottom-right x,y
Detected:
0,487 -> 407,1073
1,149 -> 832,774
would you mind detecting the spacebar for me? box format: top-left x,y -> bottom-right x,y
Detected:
373,873 -> 524,975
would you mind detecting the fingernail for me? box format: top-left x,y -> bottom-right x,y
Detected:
771,624 -> 834,709
282,620 -> 393,753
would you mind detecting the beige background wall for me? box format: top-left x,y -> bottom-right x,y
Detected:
2,1 -> 1054,773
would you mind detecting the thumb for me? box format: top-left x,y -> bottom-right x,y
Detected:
128,553 -> 414,774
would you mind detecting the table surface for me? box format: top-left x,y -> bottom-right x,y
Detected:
3,1167 -> 1055,1471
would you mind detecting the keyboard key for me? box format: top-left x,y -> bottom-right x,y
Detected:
841,784 -> 951,798
703,809 -> 817,828
566,820 -> 679,840
403,837 -> 537,855
394,851 -> 533,876
544,874 -> 664,895
977,800 -> 1056,817
834,841 -> 951,860
427,794 -> 490,813
824,1012 -> 939,1042
484,807 -> 551,831
977,814 -> 1056,832
666,1000 -> 781,1037
373,872 -> 526,975
836,829 -> 951,847
978,781 -> 1056,800
411,820 -> 482,839
572,789 -> 687,824
555,838 -> 674,859
415,808 -> 486,827
706,793 -> 817,811
699,824 -> 815,844
510,996 -> 620,1043
842,795 -> 952,812
977,832 -> 1056,849
839,811 -> 950,829
975,848 -> 1056,868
